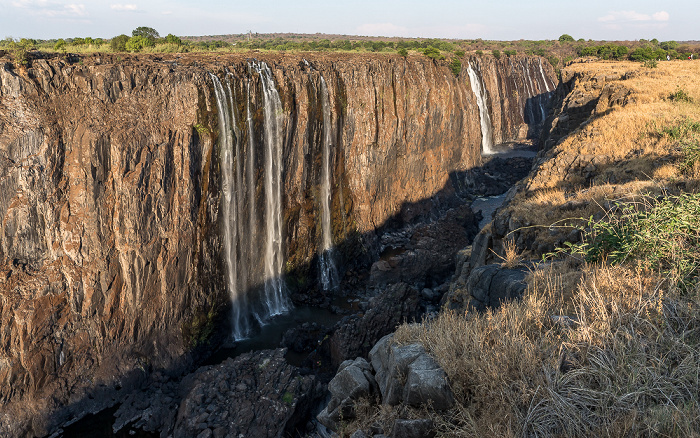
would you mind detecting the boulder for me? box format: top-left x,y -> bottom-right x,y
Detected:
391,418 -> 436,438
369,335 -> 454,411
317,358 -> 376,430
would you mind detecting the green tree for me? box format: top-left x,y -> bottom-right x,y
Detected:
54,38 -> 66,53
397,47 -> 408,57
559,34 -> 575,42
7,38 -> 34,66
164,33 -> 183,45
132,26 -> 159,44
111,34 -> 129,51
492,49 -> 501,59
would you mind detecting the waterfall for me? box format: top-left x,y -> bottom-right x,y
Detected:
210,62 -> 291,341
255,62 -> 290,317
538,58 -> 551,93
318,76 -> 340,291
467,61 -> 494,155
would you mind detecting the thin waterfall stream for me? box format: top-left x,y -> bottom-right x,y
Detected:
467,62 -> 495,155
318,76 -> 340,291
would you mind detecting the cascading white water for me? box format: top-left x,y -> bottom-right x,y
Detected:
255,62 -> 290,317
210,62 -> 290,340
467,62 -> 495,155
318,76 -> 340,291
538,58 -> 552,93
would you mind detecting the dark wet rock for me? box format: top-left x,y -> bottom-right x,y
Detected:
171,349 -> 322,438
328,283 -> 422,366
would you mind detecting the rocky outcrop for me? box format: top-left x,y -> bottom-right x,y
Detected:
172,349 -> 321,438
442,263 -> 529,312
317,357 -> 377,430
0,52 -> 555,435
369,334 -> 454,411
328,282 -> 422,366
319,335 -> 451,437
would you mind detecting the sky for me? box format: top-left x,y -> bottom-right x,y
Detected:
1,0 -> 698,42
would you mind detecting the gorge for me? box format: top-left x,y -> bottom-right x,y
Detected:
0,52 -> 555,436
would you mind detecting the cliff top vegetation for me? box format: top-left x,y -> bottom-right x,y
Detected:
1,30 -> 699,74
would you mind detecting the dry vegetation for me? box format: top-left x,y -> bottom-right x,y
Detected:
345,60 -> 700,437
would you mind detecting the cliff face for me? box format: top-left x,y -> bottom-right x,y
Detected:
0,52 -> 555,435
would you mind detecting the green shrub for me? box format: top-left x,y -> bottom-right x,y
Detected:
475,50 -> 483,56
423,46 -> 444,60
6,38 -> 33,66
492,49 -> 501,59
670,87 -> 694,103
164,33 -> 183,46
454,50 -> 465,58
570,193 -> 700,291
449,57 -> 461,76
125,35 -> 154,52
54,38 -> 66,53
397,47 -> 408,57
504,49 -> 517,57
110,34 -> 129,51
643,59 -> 658,68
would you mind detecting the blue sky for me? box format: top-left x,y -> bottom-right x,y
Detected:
1,0 -> 697,41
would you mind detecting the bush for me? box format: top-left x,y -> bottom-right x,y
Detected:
503,49 -> 516,57
454,49 -> 465,58
397,47 -> 408,57
423,46 -> 444,60
164,33 -> 182,46
7,38 -> 33,66
111,34 -> 129,51
475,50 -> 483,56
492,49 -> 501,59
571,193 -> 700,291
54,38 -> 66,53
669,87 -> 694,103
643,59 -> 658,68
449,57 -> 461,76
125,35 -> 153,52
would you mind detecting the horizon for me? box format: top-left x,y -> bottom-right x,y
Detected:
1,0 -> 698,42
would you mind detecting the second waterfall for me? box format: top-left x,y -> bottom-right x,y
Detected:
211,62 -> 291,340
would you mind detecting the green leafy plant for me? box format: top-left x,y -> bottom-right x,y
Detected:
569,193 -> 700,291
492,49 -> 501,59
670,87 -> 693,103
454,50 -> 465,58
643,58 -> 658,68
423,46 -> 444,60
397,47 -> 408,57
110,34 -> 129,51
449,57 -> 461,76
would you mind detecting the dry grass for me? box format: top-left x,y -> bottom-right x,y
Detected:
389,264 -> 700,437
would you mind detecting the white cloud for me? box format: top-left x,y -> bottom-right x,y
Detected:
11,0 -> 87,17
652,11 -> 670,21
110,4 -> 138,11
355,23 -> 409,37
598,10 -> 669,23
